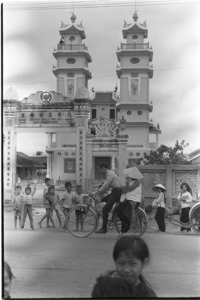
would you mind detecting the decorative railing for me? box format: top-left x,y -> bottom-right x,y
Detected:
120,43 -> 150,50
56,44 -> 88,51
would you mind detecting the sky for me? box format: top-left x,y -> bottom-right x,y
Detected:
3,0 -> 200,155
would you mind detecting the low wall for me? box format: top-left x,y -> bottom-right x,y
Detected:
138,164 -> 200,207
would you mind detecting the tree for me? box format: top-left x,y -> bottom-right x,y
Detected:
141,140 -> 191,165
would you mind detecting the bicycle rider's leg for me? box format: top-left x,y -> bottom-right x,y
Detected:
96,189 -> 121,233
115,201 -> 131,233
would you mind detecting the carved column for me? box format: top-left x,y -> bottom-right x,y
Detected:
117,134 -> 128,184
74,99 -> 91,188
3,101 -> 17,204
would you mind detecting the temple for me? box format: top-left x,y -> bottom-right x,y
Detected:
3,11 -> 161,202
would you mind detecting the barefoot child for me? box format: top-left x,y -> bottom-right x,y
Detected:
61,182 -> 75,229
46,185 -> 61,227
13,185 -> 24,229
38,177 -> 52,228
72,185 -> 88,231
113,235 -> 157,298
21,181 -> 37,230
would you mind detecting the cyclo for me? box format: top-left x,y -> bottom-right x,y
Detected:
66,193 -> 148,238
166,198 -> 200,234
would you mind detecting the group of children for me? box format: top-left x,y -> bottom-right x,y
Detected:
14,177 -> 88,231
13,181 -> 37,230
14,170 -> 194,234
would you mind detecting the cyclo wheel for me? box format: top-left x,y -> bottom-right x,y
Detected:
189,202 -> 200,235
114,207 -> 148,237
67,206 -> 98,238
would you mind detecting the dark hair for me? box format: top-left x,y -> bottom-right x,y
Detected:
113,236 -> 150,285
65,181 -> 72,189
181,182 -> 192,195
91,270 -> 140,298
25,186 -> 31,192
15,185 -> 22,189
48,185 -> 55,192
76,184 -> 82,189
99,162 -> 108,169
4,262 -> 15,281
45,177 -> 51,184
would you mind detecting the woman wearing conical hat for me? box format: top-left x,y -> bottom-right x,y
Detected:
115,167 -> 143,236
152,184 -> 166,233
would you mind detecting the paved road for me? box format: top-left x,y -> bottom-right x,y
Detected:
3,218 -> 200,298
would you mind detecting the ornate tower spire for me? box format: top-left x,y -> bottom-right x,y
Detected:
133,11 -> 138,22
71,12 -> 76,23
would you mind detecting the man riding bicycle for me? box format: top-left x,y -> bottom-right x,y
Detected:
91,162 -> 122,234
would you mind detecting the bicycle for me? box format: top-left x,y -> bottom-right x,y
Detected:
66,194 -> 148,238
166,201 -> 200,234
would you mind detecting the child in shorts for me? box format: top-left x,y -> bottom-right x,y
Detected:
45,185 -> 61,227
13,185 -> 24,229
73,185 -> 88,231
61,182 -> 75,229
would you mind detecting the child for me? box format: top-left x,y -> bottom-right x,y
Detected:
13,185 -> 24,229
112,235 -> 157,298
152,184 -> 166,233
21,181 -> 36,230
91,270 -> 141,298
72,185 -> 88,231
45,185 -> 61,227
61,182 -> 75,230
115,167 -> 143,235
4,261 -> 15,299
38,177 -> 52,228
178,182 -> 193,232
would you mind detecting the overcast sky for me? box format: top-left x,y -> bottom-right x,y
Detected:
3,0 -> 200,155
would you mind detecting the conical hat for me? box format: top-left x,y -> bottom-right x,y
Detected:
152,184 -> 166,192
123,167 -> 143,179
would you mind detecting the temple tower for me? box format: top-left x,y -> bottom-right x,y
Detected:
116,11 -> 161,165
53,12 -> 92,99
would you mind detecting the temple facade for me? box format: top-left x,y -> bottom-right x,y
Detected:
3,11 -> 161,202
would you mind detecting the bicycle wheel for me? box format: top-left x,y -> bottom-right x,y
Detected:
189,203 -> 200,234
114,207 -> 148,236
67,207 -> 98,238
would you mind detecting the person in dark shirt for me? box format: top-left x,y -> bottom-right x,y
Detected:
91,270 -> 142,298
112,235 -> 157,298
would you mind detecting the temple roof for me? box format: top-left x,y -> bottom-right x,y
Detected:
17,152 -> 46,168
59,13 -> 86,39
123,12 -> 148,38
91,92 -> 117,105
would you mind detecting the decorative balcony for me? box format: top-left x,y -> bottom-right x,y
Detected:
56,44 -> 88,51
120,43 -> 151,50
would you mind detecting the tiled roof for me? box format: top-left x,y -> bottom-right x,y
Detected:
17,152 -> 46,168
92,92 -> 116,105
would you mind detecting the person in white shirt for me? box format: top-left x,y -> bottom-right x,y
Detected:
178,182 -> 193,232
115,167 -> 143,235
21,181 -> 36,230
152,184 -> 166,233
61,182 -> 75,229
